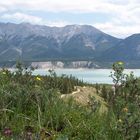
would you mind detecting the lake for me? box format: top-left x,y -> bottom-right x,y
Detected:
32,69 -> 140,84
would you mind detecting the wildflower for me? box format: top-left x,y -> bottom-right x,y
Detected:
122,107 -> 128,112
24,126 -> 34,139
117,61 -> 123,65
118,119 -> 122,123
25,125 -> 34,133
3,128 -> 12,136
36,77 -> 41,81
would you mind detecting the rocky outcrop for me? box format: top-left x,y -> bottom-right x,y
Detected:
31,61 -> 100,69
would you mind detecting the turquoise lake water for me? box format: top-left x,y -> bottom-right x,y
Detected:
32,69 -> 140,84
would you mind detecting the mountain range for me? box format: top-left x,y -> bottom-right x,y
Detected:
0,22 -> 140,68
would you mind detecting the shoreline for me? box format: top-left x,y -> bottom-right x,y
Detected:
1,67 -> 140,71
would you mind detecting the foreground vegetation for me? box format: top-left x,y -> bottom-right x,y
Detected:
0,62 -> 140,140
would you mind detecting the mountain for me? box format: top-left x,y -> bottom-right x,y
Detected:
101,34 -> 140,62
0,22 -> 121,61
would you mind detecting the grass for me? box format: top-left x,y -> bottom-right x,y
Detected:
0,63 -> 139,139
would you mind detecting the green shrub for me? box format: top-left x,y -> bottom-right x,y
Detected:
0,62 -> 140,139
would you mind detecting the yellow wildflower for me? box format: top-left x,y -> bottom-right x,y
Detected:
118,119 -> 122,123
36,77 -> 41,81
117,61 -> 123,65
122,107 -> 128,112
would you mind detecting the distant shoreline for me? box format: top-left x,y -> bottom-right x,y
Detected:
0,60 -> 140,69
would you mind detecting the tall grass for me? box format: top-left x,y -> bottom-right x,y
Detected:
0,62 -> 140,139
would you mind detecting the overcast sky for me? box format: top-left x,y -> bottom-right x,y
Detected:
0,0 -> 140,38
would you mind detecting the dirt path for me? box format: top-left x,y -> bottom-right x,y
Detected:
72,88 -> 80,94
61,86 -> 108,113
60,87 -> 80,98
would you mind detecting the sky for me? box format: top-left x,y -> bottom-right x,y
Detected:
0,0 -> 140,38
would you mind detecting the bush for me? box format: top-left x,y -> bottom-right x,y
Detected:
0,62 -> 140,139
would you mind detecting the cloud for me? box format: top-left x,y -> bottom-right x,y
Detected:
94,22 -> 140,38
0,0 -> 140,37
0,0 -> 139,16
1,13 -> 44,24
1,12 -> 70,27
0,6 -> 7,13
0,0 -> 133,13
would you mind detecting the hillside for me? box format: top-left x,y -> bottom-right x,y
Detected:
0,22 -> 120,61
101,34 -> 140,63
61,86 -> 108,113
1,22 -> 140,68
